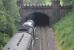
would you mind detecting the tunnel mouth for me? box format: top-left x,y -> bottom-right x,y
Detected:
25,12 -> 50,27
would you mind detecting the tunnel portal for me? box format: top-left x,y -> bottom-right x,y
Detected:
25,12 -> 50,27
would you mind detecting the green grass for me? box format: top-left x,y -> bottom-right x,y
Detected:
53,10 -> 74,50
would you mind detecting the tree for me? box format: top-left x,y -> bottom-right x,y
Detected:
0,0 -> 21,49
3,0 -> 21,27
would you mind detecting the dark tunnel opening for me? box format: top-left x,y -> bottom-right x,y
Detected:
25,12 -> 50,27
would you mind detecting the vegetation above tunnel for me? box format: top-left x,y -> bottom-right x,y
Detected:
23,0 -> 52,6
60,0 -> 73,6
23,0 -> 73,6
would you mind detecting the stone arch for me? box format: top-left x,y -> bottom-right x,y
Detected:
25,12 -> 50,27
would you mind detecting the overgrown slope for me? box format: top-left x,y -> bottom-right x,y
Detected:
53,8 -> 74,50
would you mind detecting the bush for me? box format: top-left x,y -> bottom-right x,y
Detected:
0,0 -> 21,49
0,32 -> 10,50
2,0 -> 21,26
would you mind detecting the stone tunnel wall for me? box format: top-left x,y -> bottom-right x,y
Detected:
17,0 -> 73,25
19,5 -> 73,25
20,6 -> 52,24
20,6 -> 72,24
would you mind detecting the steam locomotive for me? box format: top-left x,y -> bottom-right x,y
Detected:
3,20 -> 35,50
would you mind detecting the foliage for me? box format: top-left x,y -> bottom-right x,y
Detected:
0,32 -> 10,50
2,0 -> 21,26
60,0 -> 73,6
0,0 -> 21,49
53,6 -> 74,50
23,0 -> 74,6
23,0 -> 52,5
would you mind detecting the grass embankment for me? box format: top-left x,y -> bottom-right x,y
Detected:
53,9 -> 74,50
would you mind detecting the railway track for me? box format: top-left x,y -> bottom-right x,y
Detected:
33,27 -> 58,50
